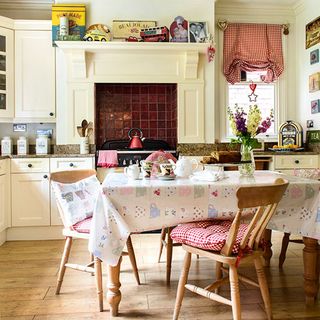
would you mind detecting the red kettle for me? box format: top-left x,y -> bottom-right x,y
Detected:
128,128 -> 144,149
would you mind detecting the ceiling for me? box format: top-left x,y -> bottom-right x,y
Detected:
216,0 -> 300,6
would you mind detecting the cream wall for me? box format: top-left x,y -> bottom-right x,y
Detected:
295,0 -> 320,133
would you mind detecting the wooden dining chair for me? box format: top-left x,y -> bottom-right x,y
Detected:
171,178 -> 288,320
51,169 -> 140,312
279,168 -> 320,268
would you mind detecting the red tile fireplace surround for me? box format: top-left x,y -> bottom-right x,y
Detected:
95,83 -> 177,149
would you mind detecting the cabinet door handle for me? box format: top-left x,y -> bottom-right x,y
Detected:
295,160 -> 300,164
43,174 -> 48,179
69,163 -> 74,167
49,112 -> 54,116
27,163 -> 33,168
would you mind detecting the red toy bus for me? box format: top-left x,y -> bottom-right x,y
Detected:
140,26 -> 169,42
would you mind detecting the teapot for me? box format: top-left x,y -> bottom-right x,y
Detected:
169,156 -> 198,178
128,128 -> 144,149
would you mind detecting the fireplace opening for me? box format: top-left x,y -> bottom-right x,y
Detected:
95,83 -> 177,149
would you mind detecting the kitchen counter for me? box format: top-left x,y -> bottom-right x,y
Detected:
0,154 -> 95,159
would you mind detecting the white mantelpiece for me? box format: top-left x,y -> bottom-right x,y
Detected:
56,41 -> 213,145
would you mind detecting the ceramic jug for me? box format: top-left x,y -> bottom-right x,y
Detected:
124,164 -> 140,180
169,157 -> 198,178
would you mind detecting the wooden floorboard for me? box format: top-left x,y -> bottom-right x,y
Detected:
0,231 -> 319,319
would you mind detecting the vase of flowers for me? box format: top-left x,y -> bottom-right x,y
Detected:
227,104 -> 273,176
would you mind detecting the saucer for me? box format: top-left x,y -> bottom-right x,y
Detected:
157,174 -> 176,180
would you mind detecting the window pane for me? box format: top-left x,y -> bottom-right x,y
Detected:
0,35 -> 5,52
0,93 -> 6,110
227,83 -> 275,136
0,55 -> 5,71
0,74 -> 5,90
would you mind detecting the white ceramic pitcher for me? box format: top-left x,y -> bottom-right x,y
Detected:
169,157 -> 198,178
124,164 -> 140,180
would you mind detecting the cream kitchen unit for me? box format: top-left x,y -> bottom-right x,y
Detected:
14,20 -> 55,122
0,159 -> 10,245
269,154 -> 319,175
7,156 -> 94,241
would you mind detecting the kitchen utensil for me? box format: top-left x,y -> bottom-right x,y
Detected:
81,119 -> 88,137
77,126 -> 84,137
128,128 -> 144,149
86,127 -> 93,137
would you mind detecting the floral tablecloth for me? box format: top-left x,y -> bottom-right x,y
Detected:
89,171 -> 320,266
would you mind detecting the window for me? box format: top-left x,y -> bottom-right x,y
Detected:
226,71 -> 278,140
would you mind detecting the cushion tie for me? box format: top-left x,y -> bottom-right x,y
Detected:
235,246 -> 253,268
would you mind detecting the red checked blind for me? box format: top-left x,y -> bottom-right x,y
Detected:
223,23 -> 284,84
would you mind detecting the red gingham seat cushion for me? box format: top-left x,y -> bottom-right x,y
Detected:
72,217 -> 92,234
171,220 -> 249,254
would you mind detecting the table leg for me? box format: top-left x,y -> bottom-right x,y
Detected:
107,256 -> 122,317
303,237 -> 320,305
263,229 -> 273,267
166,227 -> 173,284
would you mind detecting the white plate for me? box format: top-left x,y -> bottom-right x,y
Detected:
157,175 -> 176,180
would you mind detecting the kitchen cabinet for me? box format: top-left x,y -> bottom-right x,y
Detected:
14,21 -> 55,121
11,158 -> 50,226
0,23 -> 14,120
50,157 -> 95,225
178,83 -> 204,143
0,159 -> 10,233
270,154 -> 319,175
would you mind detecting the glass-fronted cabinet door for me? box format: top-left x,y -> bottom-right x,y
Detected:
0,26 -> 14,119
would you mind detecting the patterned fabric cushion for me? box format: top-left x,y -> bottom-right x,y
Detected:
73,217 -> 92,234
170,220 -> 249,254
51,175 -> 101,227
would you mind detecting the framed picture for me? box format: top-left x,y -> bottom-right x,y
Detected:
170,16 -> 188,43
307,120 -> 314,128
188,21 -> 208,43
306,16 -> 320,49
112,20 -> 156,39
310,49 -> 319,64
309,72 -> 320,92
311,99 -> 320,114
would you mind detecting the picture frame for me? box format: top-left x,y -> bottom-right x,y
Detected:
309,72 -> 320,92
306,16 -> 320,49
169,16 -> 188,43
311,99 -> 320,114
188,21 -> 208,43
310,49 -> 319,65
112,20 -> 157,39
307,120 -> 314,128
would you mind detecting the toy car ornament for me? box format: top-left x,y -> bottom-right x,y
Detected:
83,24 -> 111,41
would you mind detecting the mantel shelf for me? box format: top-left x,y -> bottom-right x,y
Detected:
55,41 -> 209,54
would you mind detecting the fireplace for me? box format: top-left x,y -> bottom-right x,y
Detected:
95,83 -> 177,149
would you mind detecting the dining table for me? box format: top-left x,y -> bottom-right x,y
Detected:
88,170 -> 320,316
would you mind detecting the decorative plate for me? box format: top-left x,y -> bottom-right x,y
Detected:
157,174 -> 176,180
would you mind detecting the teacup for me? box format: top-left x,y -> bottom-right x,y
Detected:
124,164 -> 140,180
140,160 -> 153,179
159,163 -> 176,176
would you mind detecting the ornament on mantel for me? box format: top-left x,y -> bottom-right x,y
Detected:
248,81 -> 258,102
207,33 -> 216,63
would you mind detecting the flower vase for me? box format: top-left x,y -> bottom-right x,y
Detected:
239,144 -> 255,176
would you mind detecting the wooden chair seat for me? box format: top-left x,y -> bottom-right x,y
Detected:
172,178 -> 288,320
51,169 -> 140,312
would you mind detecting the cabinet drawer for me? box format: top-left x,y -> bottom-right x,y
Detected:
50,157 -> 94,172
11,158 -> 49,173
0,159 -> 8,175
274,155 -> 318,169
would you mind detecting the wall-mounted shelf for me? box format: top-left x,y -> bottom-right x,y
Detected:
55,41 -> 209,54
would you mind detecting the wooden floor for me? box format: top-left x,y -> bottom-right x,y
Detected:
0,232 -> 319,320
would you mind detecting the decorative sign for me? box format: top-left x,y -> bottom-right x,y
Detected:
306,16 -> 320,49
307,130 -> 320,143
309,72 -> 320,92
112,20 -> 156,39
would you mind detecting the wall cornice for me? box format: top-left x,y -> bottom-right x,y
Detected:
0,0 -> 52,11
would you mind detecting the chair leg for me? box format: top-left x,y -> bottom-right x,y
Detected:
55,236 -> 72,295
90,253 -> 94,276
126,235 -> 141,285
158,228 -> 167,263
166,227 -> 173,284
254,256 -> 273,320
173,251 -> 192,320
94,256 -> 103,312
229,264 -> 241,320
215,262 -> 223,293
279,232 -> 290,268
